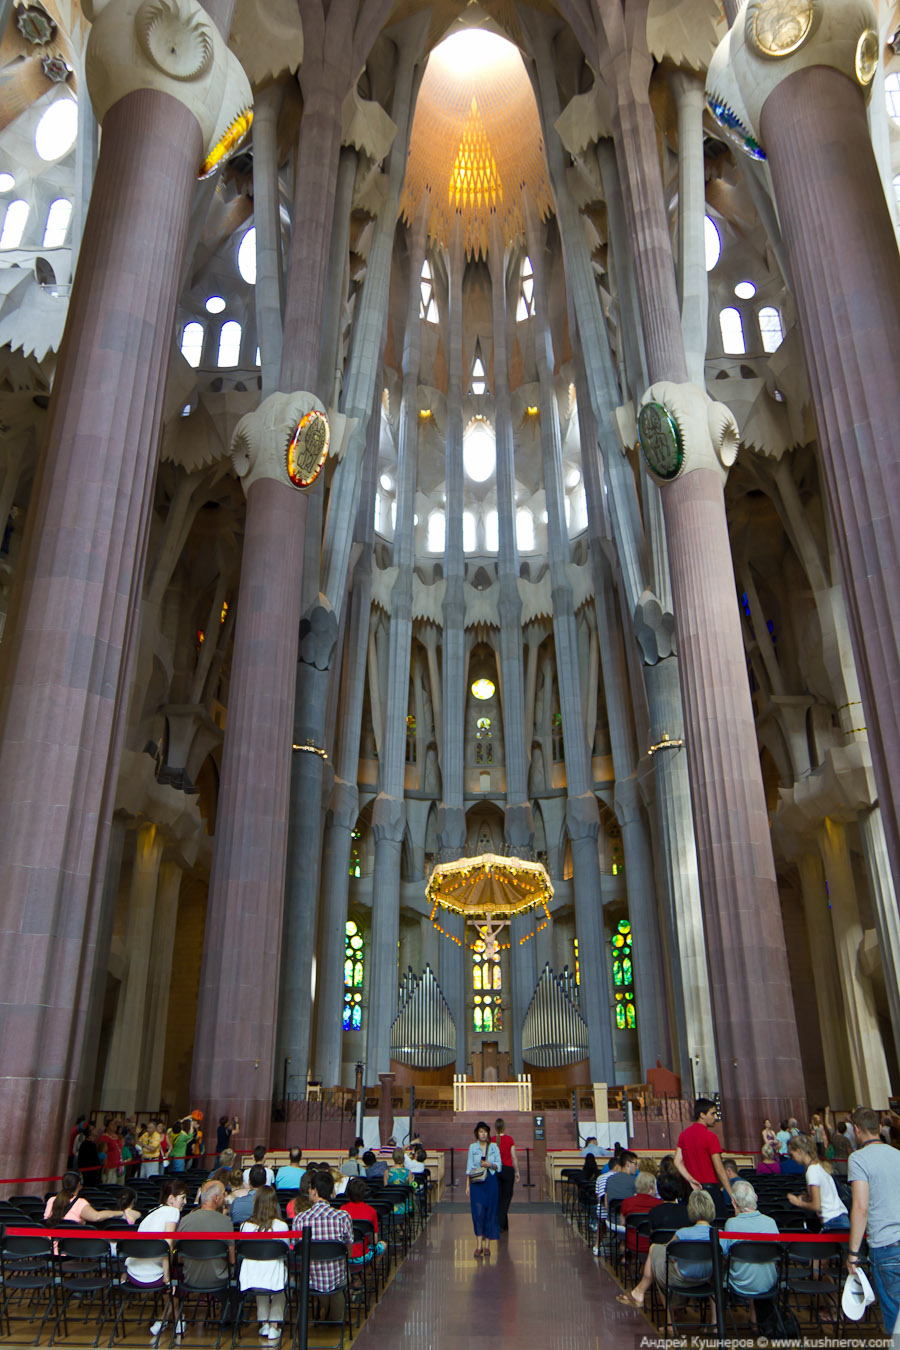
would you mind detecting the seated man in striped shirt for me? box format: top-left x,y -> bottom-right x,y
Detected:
292,1171 -> 354,1325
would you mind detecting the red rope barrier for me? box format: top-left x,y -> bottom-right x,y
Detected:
5,1227 -> 299,1241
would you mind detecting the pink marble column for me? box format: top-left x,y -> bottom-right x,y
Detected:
609,78 -> 805,1144
191,476 -> 306,1142
760,68 -> 900,915
663,468 -> 805,1141
0,89 -> 201,1183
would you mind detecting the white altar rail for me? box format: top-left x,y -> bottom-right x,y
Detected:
452,1074 -> 532,1112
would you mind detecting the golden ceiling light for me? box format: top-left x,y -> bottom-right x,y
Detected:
401,25 -> 552,258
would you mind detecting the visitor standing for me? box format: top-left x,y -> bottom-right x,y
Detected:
466,1121 -> 501,1258
492,1117 -> 519,1233
674,1098 -> 734,1215
847,1106 -> 900,1331
785,1134 -> 849,1230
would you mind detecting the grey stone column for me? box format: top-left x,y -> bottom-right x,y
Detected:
438,231 -> 468,1068
529,33 -> 716,1091
489,221 -> 535,1071
313,396 -> 380,1087
669,72 -> 708,389
320,19 -> 428,612
140,856 -> 184,1109
102,823 -> 164,1112
365,215 -> 427,1075
526,208 -> 614,1082
252,83 -> 285,399
318,146 -> 358,406
275,31 -> 423,1092
795,851 -> 855,1106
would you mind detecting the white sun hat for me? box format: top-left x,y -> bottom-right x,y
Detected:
842,1267 -> 876,1321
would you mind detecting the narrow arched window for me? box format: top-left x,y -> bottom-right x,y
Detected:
758,306 -> 784,354
516,255 -> 534,321
420,258 -> 438,323
426,509 -> 445,553
0,200 -> 29,248
180,321 -> 205,368
719,306 -> 745,355
42,198 -> 72,247
217,320 -> 242,367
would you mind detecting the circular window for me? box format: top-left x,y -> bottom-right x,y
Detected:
237,228 -> 257,284
35,97 -> 77,161
704,216 -> 721,271
463,422 -> 496,482
471,678 -> 495,701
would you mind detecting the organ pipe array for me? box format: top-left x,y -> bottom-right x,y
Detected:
390,964 -> 457,1068
521,963 -> 589,1067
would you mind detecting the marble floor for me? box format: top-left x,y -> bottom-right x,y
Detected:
349,1206 -> 645,1350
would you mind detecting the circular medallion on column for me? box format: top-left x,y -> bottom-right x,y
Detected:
637,402 -> 684,482
745,0 -> 819,57
286,409 -> 331,489
855,28 -> 879,86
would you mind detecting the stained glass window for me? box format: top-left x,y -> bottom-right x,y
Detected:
343,920 -> 364,1030
349,827 -> 361,878
574,937 -> 580,985
611,919 -> 636,1033
473,938 -> 502,1030
475,716 -> 493,766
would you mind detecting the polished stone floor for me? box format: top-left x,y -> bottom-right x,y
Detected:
350,1207 -> 645,1350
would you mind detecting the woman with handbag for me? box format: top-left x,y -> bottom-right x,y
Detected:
466,1121 -> 502,1257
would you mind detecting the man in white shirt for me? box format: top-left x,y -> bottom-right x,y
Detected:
243,1144 -> 275,1187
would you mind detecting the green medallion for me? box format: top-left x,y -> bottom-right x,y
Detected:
638,401 -> 684,481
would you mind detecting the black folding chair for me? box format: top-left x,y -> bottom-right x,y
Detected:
663,1239 -> 716,1337
49,1235 -> 115,1347
173,1238 -> 234,1349
107,1238 -> 175,1347
231,1239 -> 287,1347
299,1241 -> 350,1350
0,1231 -> 58,1345
782,1237 -> 844,1333
722,1239 -> 785,1333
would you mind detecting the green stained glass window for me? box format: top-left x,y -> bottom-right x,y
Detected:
610,917 -> 636,1033
343,921 -> 364,1031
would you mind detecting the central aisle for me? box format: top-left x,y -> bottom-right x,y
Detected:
351,1207 -> 647,1348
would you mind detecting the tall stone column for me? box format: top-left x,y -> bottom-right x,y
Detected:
527,211 -> 615,1082
818,818 -> 891,1105
102,823 -> 164,1112
191,392 -> 330,1139
795,851 -> 855,1106
709,0 -> 900,910
669,72 -> 708,388
528,19 -> 716,1091
551,0 -> 803,1138
437,232 -> 469,1067
364,218 -> 427,1076
489,222 -> 535,1069
252,82 -> 286,399
313,399 -> 380,1087
141,856 -> 184,1109
0,0 -> 247,1180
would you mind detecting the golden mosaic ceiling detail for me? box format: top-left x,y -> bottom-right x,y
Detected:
401,26 -> 553,258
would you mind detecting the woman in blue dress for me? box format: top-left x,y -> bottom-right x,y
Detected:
466,1120 -> 502,1257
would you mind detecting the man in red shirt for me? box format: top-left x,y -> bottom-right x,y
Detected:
675,1097 -> 734,1215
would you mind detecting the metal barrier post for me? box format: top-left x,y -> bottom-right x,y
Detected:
709,1226 -> 726,1347
522,1146 -> 534,1189
449,1147 -> 455,1189
295,1227 -> 311,1350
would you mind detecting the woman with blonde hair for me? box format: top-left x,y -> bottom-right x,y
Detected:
239,1185 -> 289,1341
786,1134 -> 848,1230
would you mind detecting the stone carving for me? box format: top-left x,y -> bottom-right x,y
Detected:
633,589 -> 677,666
230,390 -> 327,494
137,0 -> 214,80
84,0 -> 252,174
637,381 -> 739,486
298,599 -> 338,672
706,0 -> 877,159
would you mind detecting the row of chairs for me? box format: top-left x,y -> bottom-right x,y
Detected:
0,1176 -> 431,1348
